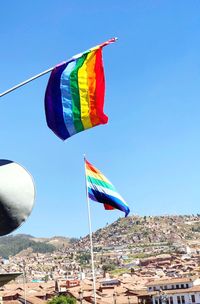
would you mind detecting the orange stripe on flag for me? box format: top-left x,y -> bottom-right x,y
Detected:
86,160 -> 100,174
86,51 -> 100,126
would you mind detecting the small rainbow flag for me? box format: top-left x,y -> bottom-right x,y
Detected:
85,159 -> 130,217
45,38 -> 117,140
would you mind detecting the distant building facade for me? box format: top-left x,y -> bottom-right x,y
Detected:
147,277 -> 200,304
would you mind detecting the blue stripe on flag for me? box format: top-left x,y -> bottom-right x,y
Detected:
88,187 -> 130,217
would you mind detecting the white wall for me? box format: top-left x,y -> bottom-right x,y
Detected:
193,279 -> 200,286
148,282 -> 193,292
152,292 -> 200,304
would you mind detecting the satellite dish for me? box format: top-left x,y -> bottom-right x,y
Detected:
0,160 -> 35,236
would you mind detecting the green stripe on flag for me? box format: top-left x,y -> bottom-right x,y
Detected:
70,55 -> 87,132
87,176 -> 115,191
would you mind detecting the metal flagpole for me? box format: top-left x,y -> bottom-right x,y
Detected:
0,37 -> 117,98
84,155 -> 97,304
0,66 -> 54,97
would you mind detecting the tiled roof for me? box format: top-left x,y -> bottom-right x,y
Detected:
149,285 -> 200,296
2,301 -> 21,304
146,276 -> 198,286
19,295 -> 46,304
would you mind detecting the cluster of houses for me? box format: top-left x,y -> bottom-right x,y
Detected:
0,215 -> 199,303
0,242 -> 199,284
74,215 -> 200,253
1,273 -> 200,304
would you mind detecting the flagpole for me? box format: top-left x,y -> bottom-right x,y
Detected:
0,37 -> 118,98
84,155 -> 97,304
0,66 -> 55,97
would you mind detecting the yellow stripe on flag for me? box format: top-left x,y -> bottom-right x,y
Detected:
78,53 -> 93,129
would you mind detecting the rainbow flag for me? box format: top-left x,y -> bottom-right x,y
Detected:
85,159 -> 130,217
45,38 -> 116,140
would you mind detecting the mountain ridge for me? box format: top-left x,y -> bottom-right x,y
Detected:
0,214 -> 200,258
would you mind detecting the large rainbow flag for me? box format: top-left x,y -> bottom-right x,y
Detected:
45,38 -> 116,140
85,159 -> 130,217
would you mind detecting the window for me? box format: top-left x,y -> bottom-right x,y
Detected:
181,296 -> 185,304
170,296 -> 173,304
191,295 -> 195,303
164,286 -> 167,290
181,284 -> 184,289
155,299 -> 158,304
177,296 -> 181,304
186,284 -> 189,288
176,285 -> 179,289
172,285 -> 174,289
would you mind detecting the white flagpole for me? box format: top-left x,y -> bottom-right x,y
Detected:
0,37 -> 117,98
0,66 -> 54,97
84,155 -> 97,304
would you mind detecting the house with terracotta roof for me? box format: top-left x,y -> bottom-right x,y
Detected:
146,277 -> 200,292
146,277 -> 200,304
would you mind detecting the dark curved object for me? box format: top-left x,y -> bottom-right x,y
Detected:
0,160 -> 13,166
0,199 -> 22,236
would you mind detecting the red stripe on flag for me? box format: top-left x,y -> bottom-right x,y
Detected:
104,204 -> 115,210
85,160 -> 100,174
95,49 -> 108,124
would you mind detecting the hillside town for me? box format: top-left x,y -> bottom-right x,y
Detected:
0,215 -> 199,303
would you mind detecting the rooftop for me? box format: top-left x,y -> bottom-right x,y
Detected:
146,277 -> 198,287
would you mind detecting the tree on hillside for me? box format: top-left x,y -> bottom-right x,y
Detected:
48,295 -> 76,304
78,253 -> 90,265
102,263 -> 116,277
69,238 -> 79,244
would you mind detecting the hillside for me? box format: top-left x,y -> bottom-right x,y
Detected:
0,215 -> 200,259
74,214 -> 200,254
0,234 -> 72,258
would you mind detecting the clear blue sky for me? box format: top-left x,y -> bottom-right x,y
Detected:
1,1 -> 200,238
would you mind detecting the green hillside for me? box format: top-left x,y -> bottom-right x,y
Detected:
0,235 -> 56,258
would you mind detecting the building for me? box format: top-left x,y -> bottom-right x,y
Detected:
0,273 -> 22,304
146,277 -> 200,304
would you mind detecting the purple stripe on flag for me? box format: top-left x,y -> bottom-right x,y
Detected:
88,189 -> 98,201
45,62 -> 71,140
